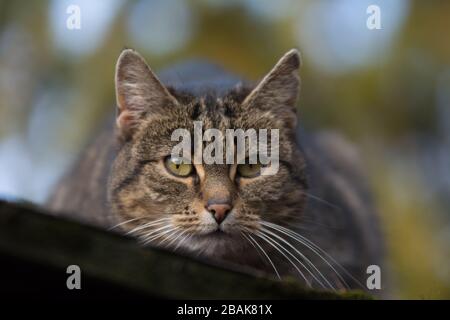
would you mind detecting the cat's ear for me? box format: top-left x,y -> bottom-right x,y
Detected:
115,49 -> 178,138
242,49 -> 301,128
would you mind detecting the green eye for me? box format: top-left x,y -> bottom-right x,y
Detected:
237,163 -> 262,178
164,156 -> 193,177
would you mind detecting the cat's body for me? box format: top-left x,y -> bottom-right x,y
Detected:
47,50 -> 383,293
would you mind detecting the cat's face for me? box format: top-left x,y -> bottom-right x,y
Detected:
108,49 -> 307,260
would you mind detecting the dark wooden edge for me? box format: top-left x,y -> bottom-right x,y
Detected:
0,200 -> 372,299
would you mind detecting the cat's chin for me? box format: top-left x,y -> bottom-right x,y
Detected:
179,230 -> 248,259
195,230 -> 235,245
204,229 -> 231,238
184,230 -> 268,269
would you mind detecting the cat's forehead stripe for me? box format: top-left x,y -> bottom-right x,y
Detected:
196,95 -> 230,130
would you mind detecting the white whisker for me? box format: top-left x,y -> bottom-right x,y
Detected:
140,224 -> 173,241
165,229 -> 188,248
261,221 -> 362,289
141,226 -> 178,246
108,217 -> 145,231
260,227 -> 334,290
241,232 -> 281,280
126,218 -> 171,236
255,231 -> 311,287
157,228 -> 182,247
174,233 -> 193,251
303,192 -> 342,212
239,231 -> 269,268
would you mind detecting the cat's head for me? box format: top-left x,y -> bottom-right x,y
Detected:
108,49 -> 307,259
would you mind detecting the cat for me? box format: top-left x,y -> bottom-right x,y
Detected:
47,48 -> 384,293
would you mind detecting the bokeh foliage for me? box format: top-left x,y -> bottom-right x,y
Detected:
0,0 -> 449,298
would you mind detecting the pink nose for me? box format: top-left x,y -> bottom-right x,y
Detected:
207,203 -> 231,224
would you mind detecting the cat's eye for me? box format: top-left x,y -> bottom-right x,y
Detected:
237,163 -> 262,178
164,156 -> 193,177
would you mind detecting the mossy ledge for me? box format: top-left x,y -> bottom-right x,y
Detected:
0,200 -> 372,299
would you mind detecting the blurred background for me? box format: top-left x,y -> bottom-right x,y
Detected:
0,0 -> 449,299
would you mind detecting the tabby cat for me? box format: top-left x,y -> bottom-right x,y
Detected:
48,49 -> 384,292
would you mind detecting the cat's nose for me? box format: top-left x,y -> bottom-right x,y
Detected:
206,202 -> 231,224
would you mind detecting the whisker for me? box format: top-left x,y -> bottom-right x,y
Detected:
260,227 -> 334,290
239,231 -> 269,268
261,222 -> 347,287
285,216 -> 339,230
255,231 -> 312,287
261,221 -> 363,289
241,232 -> 281,280
108,217 -> 146,231
139,224 -> 173,241
126,218 -> 171,236
154,228 -> 181,247
165,229 -> 188,248
174,233 -> 193,251
303,192 -> 342,212
141,226 -> 178,246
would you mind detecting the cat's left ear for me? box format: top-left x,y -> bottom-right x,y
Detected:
242,49 -> 301,128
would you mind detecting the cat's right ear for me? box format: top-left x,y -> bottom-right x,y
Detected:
241,49 -> 301,129
115,49 -> 178,139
